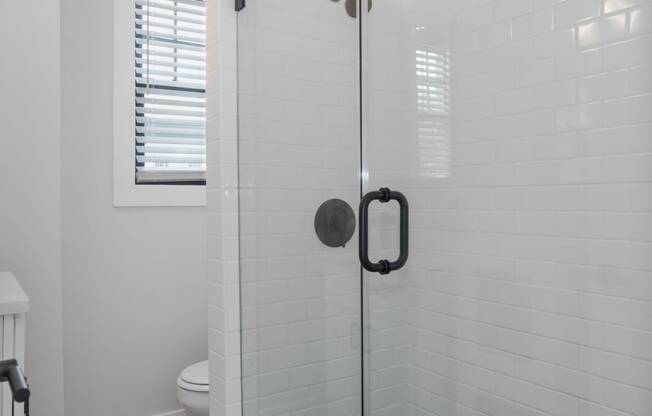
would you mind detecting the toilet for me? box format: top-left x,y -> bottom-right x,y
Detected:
176,360 -> 209,416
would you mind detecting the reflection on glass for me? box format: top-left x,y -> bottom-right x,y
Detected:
416,47 -> 451,178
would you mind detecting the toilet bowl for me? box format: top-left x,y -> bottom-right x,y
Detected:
176,360 -> 209,416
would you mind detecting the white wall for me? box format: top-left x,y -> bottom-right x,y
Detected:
60,1 -> 208,416
0,2 -> 208,415
366,0 -> 652,415
0,2 -> 65,416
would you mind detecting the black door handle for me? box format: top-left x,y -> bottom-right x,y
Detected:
359,188 -> 408,275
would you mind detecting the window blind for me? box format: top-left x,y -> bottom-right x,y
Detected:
416,47 -> 451,179
135,0 -> 206,184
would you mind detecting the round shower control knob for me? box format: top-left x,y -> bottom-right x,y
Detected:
314,199 -> 356,248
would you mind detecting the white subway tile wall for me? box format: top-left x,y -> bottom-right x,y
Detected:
206,1 -> 242,415
209,0 -> 652,415
365,0 -> 652,415
236,1 -> 362,415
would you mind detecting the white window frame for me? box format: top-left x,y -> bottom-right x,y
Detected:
113,0 -> 206,207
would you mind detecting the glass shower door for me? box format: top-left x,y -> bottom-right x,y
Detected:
237,1 -> 363,415
363,1 -> 652,416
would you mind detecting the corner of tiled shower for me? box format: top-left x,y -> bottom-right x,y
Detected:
206,1 -> 242,415
207,0 -> 652,415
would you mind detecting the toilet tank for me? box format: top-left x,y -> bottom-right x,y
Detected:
0,272 -> 29,416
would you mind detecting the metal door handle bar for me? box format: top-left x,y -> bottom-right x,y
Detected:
359,188 -> 409,275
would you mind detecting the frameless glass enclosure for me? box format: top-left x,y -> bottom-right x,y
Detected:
237,2 -> 362,415
238,0 -> 652,415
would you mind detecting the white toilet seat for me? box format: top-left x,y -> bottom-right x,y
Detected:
177,376 -> 209,393
177,360 -> 209,392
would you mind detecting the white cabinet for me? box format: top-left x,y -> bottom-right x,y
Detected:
0,272 -> 29,416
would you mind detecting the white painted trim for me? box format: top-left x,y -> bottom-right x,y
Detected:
206,1 -> 242,415
112,0 -> 206,207
151,410 -> 186,416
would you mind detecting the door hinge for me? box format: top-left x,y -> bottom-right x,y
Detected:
345,0 -> 372,18
235,0 -> 245,11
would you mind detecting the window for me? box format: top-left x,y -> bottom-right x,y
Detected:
135,0 -> 206,184
416,47 -> 451,179
113,0 -> 206,206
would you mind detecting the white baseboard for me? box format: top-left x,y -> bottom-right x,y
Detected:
152,410 -> 186,416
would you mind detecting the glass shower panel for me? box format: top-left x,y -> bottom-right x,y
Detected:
364,1 -> 652,415
237,1 -> 362,415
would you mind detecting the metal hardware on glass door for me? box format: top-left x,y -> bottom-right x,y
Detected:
359,188 -> 409,275
344,0 -> 372,18
235,0 -> 245,12
314,199 -> 356,248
